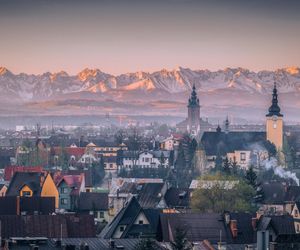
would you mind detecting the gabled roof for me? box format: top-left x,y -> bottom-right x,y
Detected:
57,174 -> 84,195
100,196 -> 160,239
137,183 -> 165,208
285,186 -> 300,202
261,182 -> 286,204
100,196 -> 141,239
4,166 -> 44,181
257,215 -> 295,235
78,192 -> 108,211
6,172 -> 47,196
165,187 -> 190,208
200,131 -> 266,156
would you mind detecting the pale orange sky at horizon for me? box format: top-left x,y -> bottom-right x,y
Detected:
1,0 -> 300,75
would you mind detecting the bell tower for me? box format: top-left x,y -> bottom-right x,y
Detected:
187,84 -> 200,136
266,83 -> 283,149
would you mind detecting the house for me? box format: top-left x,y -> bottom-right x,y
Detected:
256,182 -> 287,215
93,142 -> 128,157
100,196 -> 161,239
53,169 -> 94,192
6,172 -> 59,208
0,196 -> 55,215
108,178 -> 166,217
200,129 -> 268,170
77,192 -> 109,223
160,134 -> 181,151
108,178 -> 163,216
56,174 -> 85,211
121,150 -> 170,170
256,214 -> 300,245
291,202 -> 300,233
103,155 -> 118,172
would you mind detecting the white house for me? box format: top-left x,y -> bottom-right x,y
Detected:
122,150 -> 170,170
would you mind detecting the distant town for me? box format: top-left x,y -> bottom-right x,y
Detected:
0,83 -> 299,249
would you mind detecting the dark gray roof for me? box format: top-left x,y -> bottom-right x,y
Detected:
100,197 -> 161,239
257,215 -> 295,235
201,131 -> 266,156
78,192 -> 108,211
285,186 -> 300,202
164,187 -> 190,209
0,214 -> 95,238
137,183 -> 165,208
6,172 -> 45,196
261,182 -> 286,205
158,212 -> 256,245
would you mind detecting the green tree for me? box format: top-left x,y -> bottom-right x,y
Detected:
134,238 -> 157,250
223,157 -> 231,175
264,140 -> 277,160
214,152 -> 223,172
231,159 -> 239,176
115,129 -> 126,145
245,166 -> 257,188
191,173 -> 255,213
171,227 -> 192,250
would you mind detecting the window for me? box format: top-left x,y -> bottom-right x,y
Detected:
100,211 -> 104,218
61,187 -> 68,194
297,224 -> 300,233
240,152 -> 246,162
61,198 -> 68,205
120,226 -> 125,232
145,158 -> 149,163
22,191 -> 31,197
109,163 -> 113,168
295,209 -> 299,217
138,220 -> 143,225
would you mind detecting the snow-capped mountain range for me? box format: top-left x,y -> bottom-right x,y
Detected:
0,66 -> 300,120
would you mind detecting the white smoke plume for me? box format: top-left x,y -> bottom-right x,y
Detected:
262,157 -> 299,186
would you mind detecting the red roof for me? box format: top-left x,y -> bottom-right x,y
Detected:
56,173 -> 85,196
53,147 -> 85,158
4,166 -> 44,181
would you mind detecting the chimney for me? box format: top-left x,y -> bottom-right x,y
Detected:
224,213 -> 230,224
230,220 -> 238,238
251,218 -> 257,231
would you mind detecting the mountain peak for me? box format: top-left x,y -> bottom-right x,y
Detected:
284,66 -> 299,75
77,68 -> 103,81
0,67 -> 11,76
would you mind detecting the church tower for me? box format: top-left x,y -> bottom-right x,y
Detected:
266,83 -> 283,149
187,84 -> 200,136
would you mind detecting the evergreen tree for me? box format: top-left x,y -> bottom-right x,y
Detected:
264,140 -> 277,159
223,157 -> 231,175
171,227 -> 192,250
231,159 -> 238,176
245,166 -> 257,188
134,238 -> 157,250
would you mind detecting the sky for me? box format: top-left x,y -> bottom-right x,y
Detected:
0,0 -> 300,75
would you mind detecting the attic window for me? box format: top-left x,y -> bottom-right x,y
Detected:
22,191 -> 31,197
138,220 -> 143,225
120,226 -> 125,232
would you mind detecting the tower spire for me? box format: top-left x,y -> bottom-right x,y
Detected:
266,82 -> 283,117
188,83 -> 199,107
